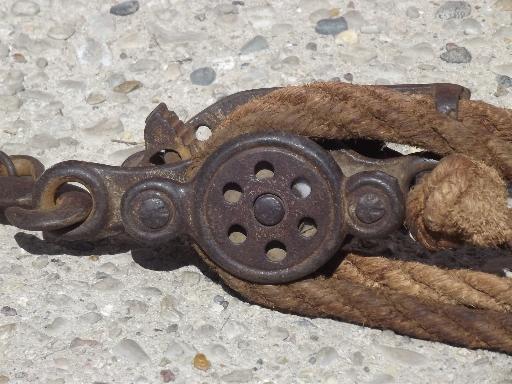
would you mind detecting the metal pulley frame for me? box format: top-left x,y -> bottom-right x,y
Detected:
0,83 -> 471,284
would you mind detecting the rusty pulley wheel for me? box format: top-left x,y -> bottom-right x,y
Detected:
192,132 -> 346,284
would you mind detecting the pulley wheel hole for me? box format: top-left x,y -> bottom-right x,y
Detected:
255,161 -> 274,180
291,177 -> 311,198
223,182 -> 243,203
228,224 -> 247,245
298,218 -> 317,239
265,240 -> 287,262
195,125 -> 212,141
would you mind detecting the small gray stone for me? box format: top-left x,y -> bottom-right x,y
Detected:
112,338 -> 150,364
36,57 -> 48,68
368,373 -> 395,384
165,63 -> 182,81
32,255 -> 49,269
315,346 -> 339,366
106,73 -> 126,88
110,0 -> 140,16
140,286 -> 162,297
436,1 -> 471,20
268,326 -> 289,341
164,340 -> 184,359
98,262 -> 119,274
78,312 -> 103,324
0,95 -> 22,112
343,10 -> 366,30
460,18 -> 482,35
1,306 -> 17,316
406,6 -> 420,18
495,0 -> 512,11
350,351 -> 364,365
11,0 -> 40,16
129,59 -> 160,72
125,300 -> 149,315
113,80 -> 142,93
440,45 -> 472,63
84,117 -> 124,136
240,35 -> 269,55
305,42 -> 317,51
47,24 -> 75,40
69,337 -> 101,349
93,276 -> 124,290
0,323 -> 16,340
45,317 -> 71,336
221,369 -> 254,383
497,74 -> 512,88
315,17 -> 348,35
86,92 -> 106,105
375,344 -> 427,365
190,67 -> 216,86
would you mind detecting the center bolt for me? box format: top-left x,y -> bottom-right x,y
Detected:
253,194 -> 285,226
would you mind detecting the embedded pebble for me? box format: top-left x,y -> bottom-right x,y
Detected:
106,73 -> 127,88
343,10 -> 367,30
436,1 -> 471,19
315,346 -> 339,366
305,42 -> 317,51
113,339 -> 150,364
268,326 -> 289,341
240,35 -> 269,55
497,75 -> 512,88
32,255 -> 49,269
190,67 -> 216,86
440,44 -> 472,63
69,337 -> 101,349
47,24 -> 75,40
93,276 -> 124,290
129,59 -> 160,72
1,306 -> 17,316
0,323 -> 16,340
221,369 -> 254,383
0,95 -> 21,111
315,17 -> 348,35
110,1 -> 140,16
113,80 -> 142,93
78,311 -> 103,324
125,299 -> 149,315
165,63 -> 182,81
86,92 -> 106,105
164,340 -> 185,359
160,370 -> 176,383
375,344 -> 427,365
44,317 -> 71,336
406,6 -> 420,18
36,57 -> 48,68
335,29 -> 358,45
193,353 -> 211,371
495,0 -> 512,11
460,18 -> 482,35
83,117 -> 124,136
11,0 -> 40,16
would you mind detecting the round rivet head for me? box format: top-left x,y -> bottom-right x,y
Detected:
253,193 -> 285,226
355,192 -> 386,224
138,196 -> 171,229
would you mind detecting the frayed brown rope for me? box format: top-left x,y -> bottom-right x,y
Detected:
406,154 -> 512,250
188,82 -> 512,353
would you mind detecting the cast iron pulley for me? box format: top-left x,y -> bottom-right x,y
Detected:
192,132 -> 346,284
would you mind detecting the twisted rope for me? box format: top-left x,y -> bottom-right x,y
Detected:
188,82 -> 512,353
